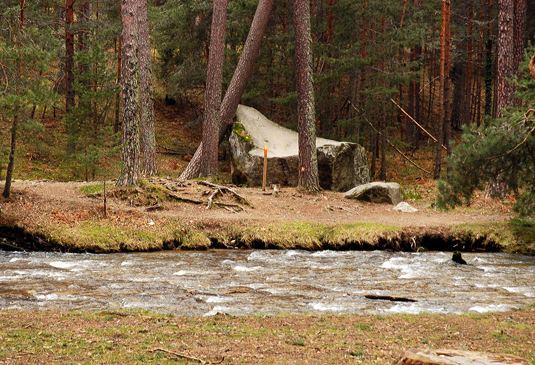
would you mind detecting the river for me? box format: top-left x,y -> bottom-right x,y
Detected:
1,250 -> 534,316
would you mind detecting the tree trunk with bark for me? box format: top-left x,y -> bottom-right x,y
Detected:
485,0 -> 494,117
3,110 -> 19,199
138,0 -> 157,175
406,0 -> 422,149
65,0 -> 76,155
496,0 -> 514,117
294,0 -> 319,192
434,0 -> 449,179
116,0 -> 141,187
200,0 -> 228,178
179,0 -> 275,181
513,0 -> 527,107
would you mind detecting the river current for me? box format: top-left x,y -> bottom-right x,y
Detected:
1,250 -> 534,316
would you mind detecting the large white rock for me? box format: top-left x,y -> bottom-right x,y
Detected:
229,105 -> 370,191
344,182 -> 403,205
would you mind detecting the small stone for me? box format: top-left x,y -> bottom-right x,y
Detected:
394,202 -> 418,213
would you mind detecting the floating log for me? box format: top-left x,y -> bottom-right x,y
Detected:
364,295 -> 417,302
399,349 -> 530,365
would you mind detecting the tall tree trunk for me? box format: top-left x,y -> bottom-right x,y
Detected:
434,0 -> 449,179
200,0 -> 228,178
496,0 -> 514,118
513,0 -> 527,107
138,0 -> 157,175
466,0 -> 474,124
65,0 -> 76,155
179,0 -> 275,181
3,2 -> 23,199
3,111 -> 18,199
116,0 -> 141,187
294,0 -> 319,192
407,0 -> 422,148
443,2 -> 452,154
114,36 -> 122,135
484,0 -> 494,117
476,0 -> 484,125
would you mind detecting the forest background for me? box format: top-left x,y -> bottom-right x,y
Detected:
1,0 -> 535,211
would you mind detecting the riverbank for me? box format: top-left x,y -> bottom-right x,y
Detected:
1,179 -> 534,254
1,306 -> 534,364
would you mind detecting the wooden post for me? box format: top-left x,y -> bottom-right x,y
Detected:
262,145 -> 267,190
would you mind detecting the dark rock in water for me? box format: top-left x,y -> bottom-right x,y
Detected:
452,251 -> 467,265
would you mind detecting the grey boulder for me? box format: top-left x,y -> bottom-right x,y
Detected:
229,105 -> 370,191
344,182 -> 403,205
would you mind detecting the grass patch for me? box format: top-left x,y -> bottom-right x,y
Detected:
0,309 -> 534,364
80,183 -> 105,196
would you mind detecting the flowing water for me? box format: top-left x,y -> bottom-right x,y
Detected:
1,250 -> 534,316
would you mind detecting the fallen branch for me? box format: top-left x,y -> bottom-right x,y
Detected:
213,201 -> 246,212
364,294 -> 417,302
197,181 -> 253,207
167,192 -> 203,205
390,98 -> 447,150
354,108 -> 432,175
148,348 -> 224,364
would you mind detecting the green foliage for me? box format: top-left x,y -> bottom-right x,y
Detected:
64,28 -> 121,181
438,44 -> 535,217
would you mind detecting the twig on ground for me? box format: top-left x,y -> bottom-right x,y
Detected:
213,201 -> 246,212
167,192 -> 203,205
148,348 -> 224,364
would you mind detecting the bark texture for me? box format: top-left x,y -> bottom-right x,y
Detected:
65,0 -> 76,155
513,0 -> 527,107
496,0 -> 514,117
294,0 -> 319,192
434,0 -> 449,179
138,0 -> 157,175
3,111 -> 19,199
117,0 -> 141,187
200,0 -> 228,178
179,0 -> 275,181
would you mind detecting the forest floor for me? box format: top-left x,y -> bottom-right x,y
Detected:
0,100 -> 533,254
1,306 -> 535,364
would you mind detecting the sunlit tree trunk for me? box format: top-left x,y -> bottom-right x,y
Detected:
200,0 -> 228,178
294,0 -> 319,191
138,0 -> 157,175
116,0 -> 141,187
434,0 -> 449,179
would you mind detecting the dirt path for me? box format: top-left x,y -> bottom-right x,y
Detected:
2,179 -> 510,229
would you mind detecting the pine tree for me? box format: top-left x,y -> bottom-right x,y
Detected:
116,0 -> 141,187
200,0 -> 228,178
294,0 -> 319,192
139,0 -> 157,175
1,0 -> 60,197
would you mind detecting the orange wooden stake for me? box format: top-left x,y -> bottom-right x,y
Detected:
262,145 -> 268,191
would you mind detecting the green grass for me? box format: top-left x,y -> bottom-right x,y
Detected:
80,184 -> 105,195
